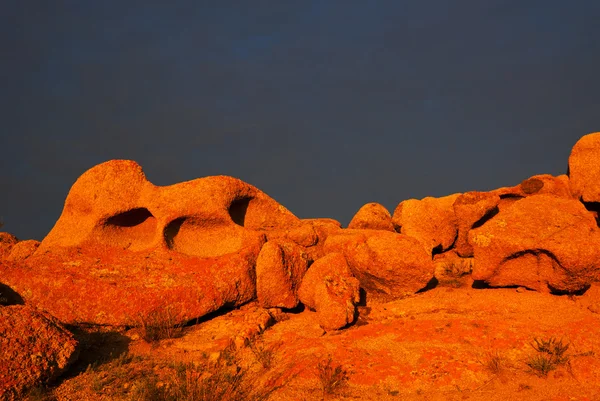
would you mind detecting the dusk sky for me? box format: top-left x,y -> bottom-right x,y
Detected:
1,1 -> 599,240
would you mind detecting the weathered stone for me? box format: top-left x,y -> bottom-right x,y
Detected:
298,253 -> 360,330
6,240 -> 40,262
0,305 -> 79,400
453,192 -> 500,257
323,230 -> 434,302
569,132 -> 600,202
392,194 -> 460,254
348,202 -> 394,232
256,240 -> 310,309
469,194 -> 600,292
0,233 -> 19,260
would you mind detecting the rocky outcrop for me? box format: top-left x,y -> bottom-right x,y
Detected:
492,174 -> 573,212
392,194 -> 460,255
569,132 -> 600,202
0,305 -> 79,400
39,159 -> 300,256
256,240 -> 310,309
323,230 -> 434,302
6,240 -> 40,262
347,203 -> 394,231
469,194 -> 600,292
298,253 -> 360,330
0,239 -> 264,326
453,191 -> 500,257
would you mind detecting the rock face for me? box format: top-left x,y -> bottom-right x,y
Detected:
469,195 -> 600,292
298,253 -> 360,330
492,174 -> 574,212
453,192 -> 500,257
256,240 -> 310,309
0,160 -> 309,325
6,240 -> 40,262
347,203 -> 394,231
0,305 -> 79,400
569,132 -> 600,202
323,230 -> 434,301
392,194 -> 460,255
0,233 -> 19,260
0,236 -> 264,326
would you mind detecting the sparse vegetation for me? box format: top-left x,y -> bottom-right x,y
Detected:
481,351 -> 505,375
316,356 -> 350,398
437,259 -> 472,288
137,305 -> 186,343
526,337 -> 570,376
133,348 -> 279,401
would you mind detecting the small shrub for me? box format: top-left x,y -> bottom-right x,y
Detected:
482,351 -> 505,375
526,354 -> 557,377
526,337 -> 570,376
317,357 -> 350,398
138,305 -> 186,343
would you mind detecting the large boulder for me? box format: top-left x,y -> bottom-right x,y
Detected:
0,233 -> 19,260
347,202 -> 394,232
0,240 -> 264,326
492,174 -> 573,212
298,253 -> 360,330
469,194 -> 600,292
323,230 -> 434,302
453,192 -> 500,257
255,240 -> 310,309
0,305 -> 79,400
39,159 -> 300,256
0,159 -> 311,325
569,132 -> 600,202
392,194 -> 460,255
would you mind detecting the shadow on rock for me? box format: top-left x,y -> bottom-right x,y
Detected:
0,283 -> 24,305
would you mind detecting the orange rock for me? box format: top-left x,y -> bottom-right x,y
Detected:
0,240 -> 264,326
569,132 -> 600,202
469,194 -> 600,292
298,252 -> 360,330
0,233 -> 18,260
40,159 -> 299,256
453,192 -> 500,257
6,240 -> 40,262
323,230 -> 434,302
0,305 -> 79,400
256,240 -> 310,309
392,194 -> 460,254
348,202 -> 394,231
492,174 -> 574,212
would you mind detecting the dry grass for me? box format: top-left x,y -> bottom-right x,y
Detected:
137,305 -> 186,343
316,356 -> 350,398
481,351 -> 505,375
133,347 -> 280,401
249,339 -> 276,369
437,259 -> 472,288
526,337 -> 570,376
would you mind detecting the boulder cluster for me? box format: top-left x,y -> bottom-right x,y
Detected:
2,132 -> 600,399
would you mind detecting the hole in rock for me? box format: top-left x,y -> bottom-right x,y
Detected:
163,216 -> 244,257
549,284 -> 591,296
582,201 -> 600,227
431,244 -> 444,258
0,283 -> 24,305
229,197 -> 252,227
98,208 -> 157,251
471,206 -> 500,229
471,280 -> 491,289
416,277 -> 439,293
283,303 -> 305,314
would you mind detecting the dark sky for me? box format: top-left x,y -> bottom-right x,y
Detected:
1,1 -> 599,240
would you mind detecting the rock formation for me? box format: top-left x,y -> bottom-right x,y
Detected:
347,202 -> 395,231
0,305 -> 79,400
298,252 -> 360,330
323,230 -> 434,301
569,131 -> 600,202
